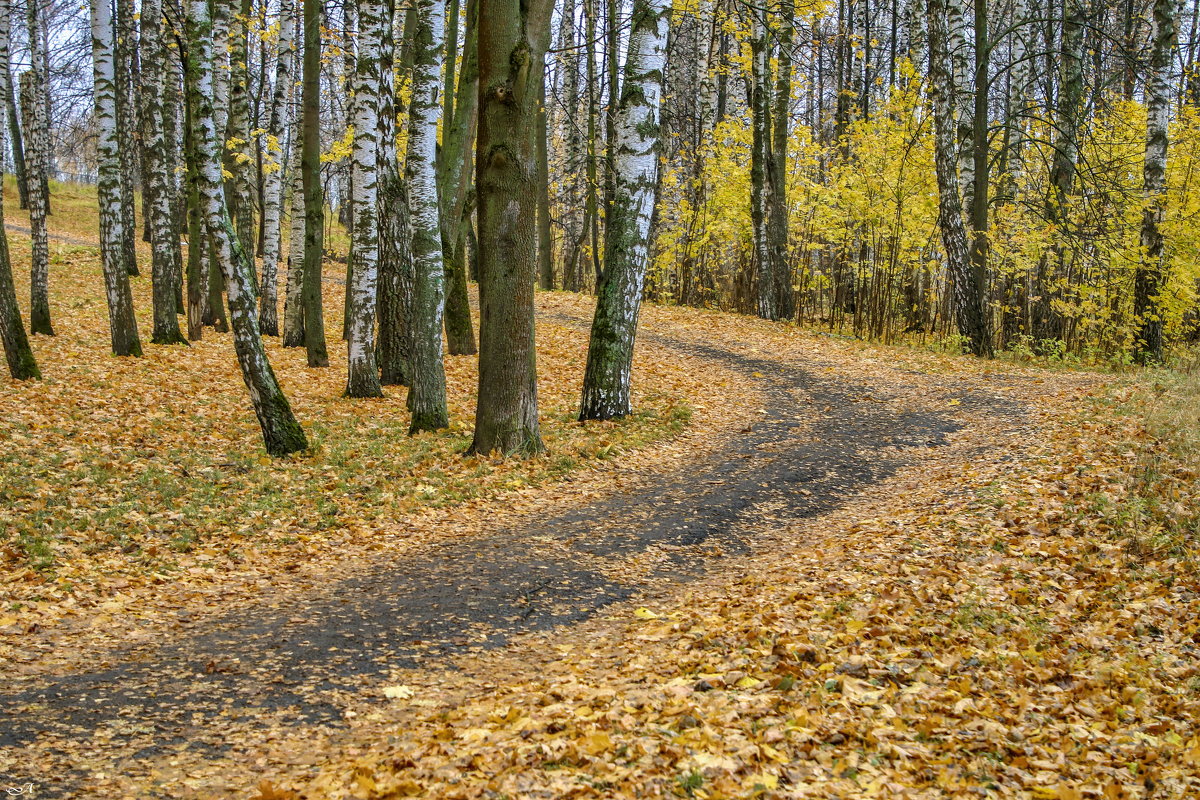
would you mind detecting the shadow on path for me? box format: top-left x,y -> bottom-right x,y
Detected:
0,319 -> 1021,796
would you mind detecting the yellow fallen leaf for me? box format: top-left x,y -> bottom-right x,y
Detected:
634,607 -> 660,620
382,685 -> 414,700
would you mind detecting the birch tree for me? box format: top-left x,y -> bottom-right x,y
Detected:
91,0 -> 142,357
20,72 -> 50,336
469,0 -> 554,454
927,0 -> 991,357
283,83 -> 307,348
142,0 -> 187,345
344,0 -> 385,398
406,0 -> 450,428
301,0 -> 328,367
0,0 -> 36,379
578,0 -> 667,420
114,0 -> 138,276
377,0 -> 415,386
1135,0 -> 1179,364
185,0 -> 308,456
259,0 -> 297,337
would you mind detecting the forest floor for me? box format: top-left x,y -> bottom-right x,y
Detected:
2,184 -> 1200,798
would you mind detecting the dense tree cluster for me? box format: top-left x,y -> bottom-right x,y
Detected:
0,0 -> 1196,453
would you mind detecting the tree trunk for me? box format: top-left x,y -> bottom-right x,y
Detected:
115,0 -> 139,277
185,0 -> 308,456
378,0 -> 416,386
302,0 -> 329,367
927,0 -> 991,357
0,0 -> 37,379
345,0 -> 386,398
25,0 -> 49,211
405,0 -> 450,428
283,48 -> 307,348
228,0 -> 257,269
437,0 -> 478,356
19,73 -> 50,336
141,0 -> 188,345
3,38 -> 27,210
260,0 -> 297,337
91,0 -> 143,356
1135,0 -> 1178,364
469,0 -> 554,454
749,5 -> 774,320
579,0 -> 667,420
767,0 -> 794,320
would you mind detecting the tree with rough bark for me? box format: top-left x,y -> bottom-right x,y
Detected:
301,0 -> 328,367
437,0 -> 478,357
344,0 -> 385,398
377,0 -> 415,387
91,0 -> 142,357
141,0 -> 188,345
927,0 -> 992,357
1135,0 -> 1179,364
579,0 -> 668,420
405,0 -> 450,428
469,0 -> 555,454
0,0 -> 36,380
19,72 -> 50,336
185,0 -> 308,456
260,0 -> 297,337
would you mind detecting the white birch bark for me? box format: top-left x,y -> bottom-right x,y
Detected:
405,0 -> 448,427
579,0 -> 667,419
20,71 -> 50,335
283,88 -> 307,348
185,0 -> 308,455
142,0 -> 187,344
344,0 -> 385,397
259,0 -> 297,336
91,0 -> 141,356
1135,0 -> 1179,362
947,0 -> 973,209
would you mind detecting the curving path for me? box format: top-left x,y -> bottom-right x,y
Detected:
0,313 -> 1023,797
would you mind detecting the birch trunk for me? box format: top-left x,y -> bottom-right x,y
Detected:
378,0 -> 415,386
406,0 -> 450,428
469,0 -> 553,454
260,0 -> 297,337
184,92 -> 208,340
0,0 -> 37,379
283,68 -> 307,348
301,0 -> 328,366
556,0 -> 586,291
228,0 -> 256,268
579,0 -> 667,420
749,5 -> 774,320
141,0 -> 187,345
25,0 -> 49,210
91,0 -> 142,356
19,72 -> 50,335
927,0 -> 992,357
115,0 -> 138,276
344,0 -> 385,398
185,0 -> 308,456
1135,0 -> 1178,364
947,0 -> 973,211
